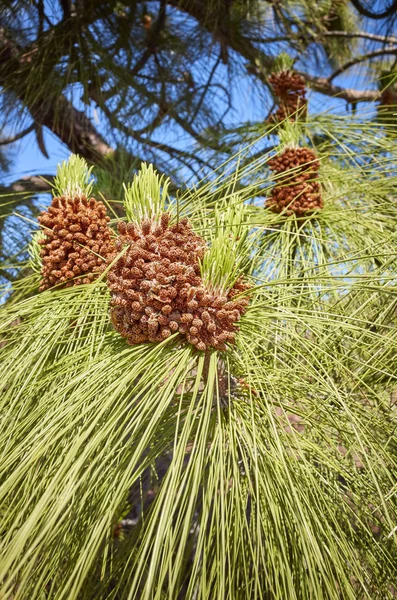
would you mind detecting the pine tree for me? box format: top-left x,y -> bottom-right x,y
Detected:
1,0 -> 396,186
1,3 -> 397,598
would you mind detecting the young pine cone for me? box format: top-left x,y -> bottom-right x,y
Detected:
183,278 -> 251,352
268,70 -> 307,123
107,214 -> 207,345
266,147 -> 323,217
38,195 -> 115,291
107,214 -> 251,351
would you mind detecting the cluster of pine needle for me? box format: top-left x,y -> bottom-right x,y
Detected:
1,110 -> 397,600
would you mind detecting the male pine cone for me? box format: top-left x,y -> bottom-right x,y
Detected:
38,195 -> 115,291
266,147 -> 323,217
107,214 -> 207,345
268,70 -> 307,123
107,214 -> 250,351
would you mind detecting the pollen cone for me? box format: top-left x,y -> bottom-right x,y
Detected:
266,147 -> 323,217
107,214 -> 206,344
107,214 -> 250,350
38,195 -> 114,291
268,70 -> 307,123
182,278 -> 251,352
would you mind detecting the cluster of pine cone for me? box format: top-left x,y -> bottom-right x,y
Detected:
266,147 -> 323,217
106,214 -> 250,351
38,195 -> 250,351
38,196 -> 115,291
268,70 -> 307,123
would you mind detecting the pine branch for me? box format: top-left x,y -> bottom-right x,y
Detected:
0,124 -> 35,145
129,0 -> 167,78
328,47 -> 397,82
0,175 -> 54,194
302,73 -> 380,103
37,96 -> 114,162
0,29 -> 176,186
88,89 -> 212,174
0,29 -> 113,163
248,31 -> 397,45
83,38 -> 228,154
322,30 -> 397,44
165,0 -> 385,104
59,0 -> 72,20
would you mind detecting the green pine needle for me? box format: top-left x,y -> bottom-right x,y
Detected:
1,121 -> 397,599
53,154 -> 94,199
123,163 -> 170,223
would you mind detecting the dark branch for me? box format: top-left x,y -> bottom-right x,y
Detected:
0,28 -> 114,164
59,0 -> 72,20
90,90 -> 212,172
329,47 -> 397,82
190,51 -> 223,124
349,0 -> 397,20
35,124 -> 49,158
0,175 -> 54,195
37,0 -> 44,37
37,96 -> 114,161
0,124 -> 35,146
129,0 -> 167,78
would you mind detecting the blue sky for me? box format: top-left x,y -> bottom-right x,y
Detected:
6,129 -> 70,182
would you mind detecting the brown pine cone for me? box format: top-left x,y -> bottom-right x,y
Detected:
38,195 -> 115,291
107,214 -> 251,351
184,278 -> 251,352
266,147 -> 323,217
107,214 -> 207,345
268,70 -> 307,123
268,147 -> 319,176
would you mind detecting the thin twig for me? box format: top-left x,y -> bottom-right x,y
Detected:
0,124 -> 35,146
322,31 -> 397,44
328,47 -> 397,82
202,349 -> 211,386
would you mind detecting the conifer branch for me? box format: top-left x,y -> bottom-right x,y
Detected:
166,0 -> 386,104
0,175 -> 54,195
